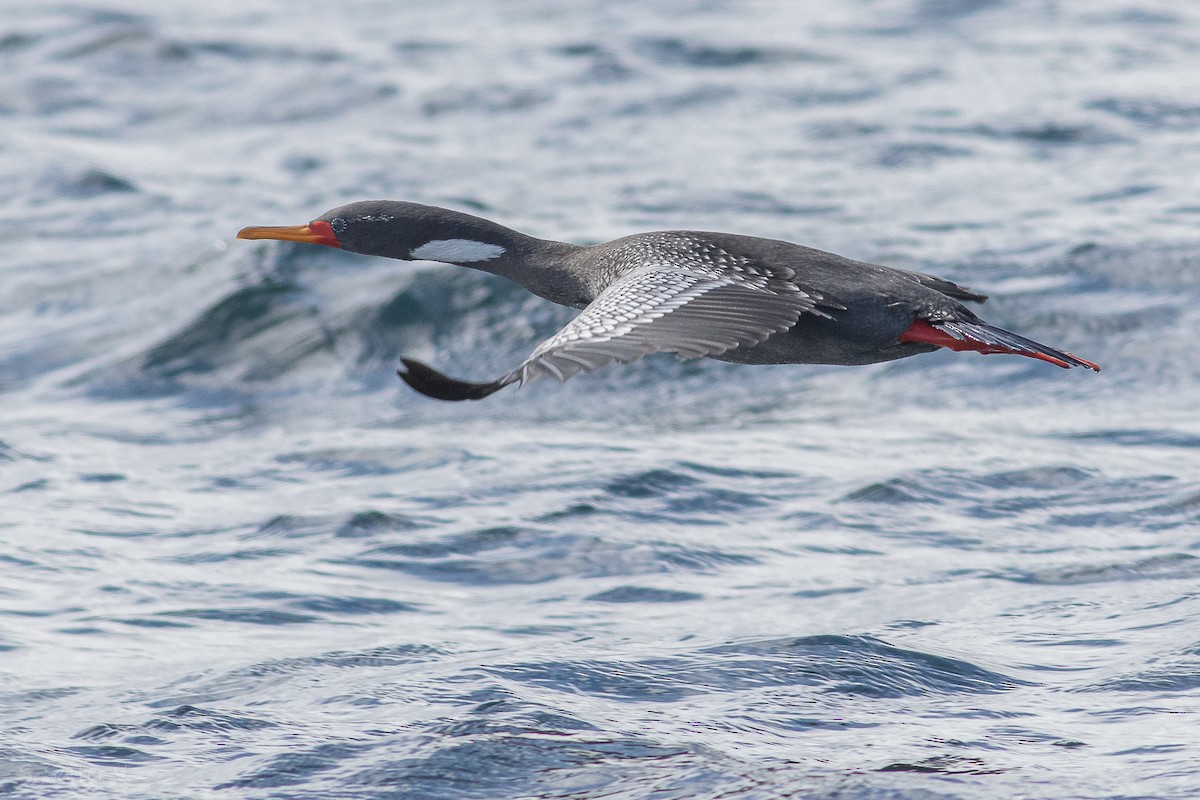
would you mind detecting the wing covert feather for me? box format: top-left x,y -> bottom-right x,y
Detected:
506,263 -> 818,387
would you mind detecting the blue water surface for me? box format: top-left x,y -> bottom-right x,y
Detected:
3,1 -> 1200,797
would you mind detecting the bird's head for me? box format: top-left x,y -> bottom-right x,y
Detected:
237,200 -> 511,264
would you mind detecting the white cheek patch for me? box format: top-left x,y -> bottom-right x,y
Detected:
410,239 -> 505,263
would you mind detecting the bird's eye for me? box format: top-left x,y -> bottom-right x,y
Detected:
330,217 -> 348,234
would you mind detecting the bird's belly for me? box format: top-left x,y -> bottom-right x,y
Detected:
711,314 -> 938,366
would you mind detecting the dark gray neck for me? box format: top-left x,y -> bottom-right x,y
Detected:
409,211 -> 588,307
320,201 -> 589,306
487,239 -> 590,306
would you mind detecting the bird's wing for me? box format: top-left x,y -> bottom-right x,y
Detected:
398,263 -> 822,401
895,268 -> 988,303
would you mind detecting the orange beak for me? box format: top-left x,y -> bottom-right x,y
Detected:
236,220 -> 341,248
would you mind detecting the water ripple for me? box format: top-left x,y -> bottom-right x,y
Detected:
489,635 -> 1023,702
1000,553 -> 1200,587
342,526 -> 755,585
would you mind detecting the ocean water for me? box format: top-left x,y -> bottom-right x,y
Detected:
3,0 -> 1200,797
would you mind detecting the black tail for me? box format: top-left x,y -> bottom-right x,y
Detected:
939,320 -> 1100,371
900,320 -> 1100,371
